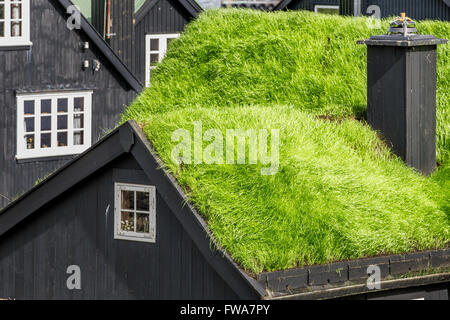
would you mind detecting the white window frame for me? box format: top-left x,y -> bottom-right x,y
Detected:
0,0 -> 32,47
16,91 -> 93,160
114,183 -> 156,243
314,5 -> 340,14
145,33 -> 180,87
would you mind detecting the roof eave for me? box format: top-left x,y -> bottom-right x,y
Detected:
268,273 -> 450,300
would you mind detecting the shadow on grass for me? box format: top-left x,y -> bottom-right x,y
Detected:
317,105 -> 367,123
352,104 -> 367,122
430,165 -> 450,226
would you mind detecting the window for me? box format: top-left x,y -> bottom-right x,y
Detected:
0,0 -> 31,47
314,5 -> 340,15
145,33 -> 180,86
114,183 -> 156,243
16,91 -> 93,159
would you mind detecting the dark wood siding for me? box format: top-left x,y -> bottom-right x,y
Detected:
340,0 -> 450,20
0,154 -> 239,300
91,0 -> 106,37
133,0 -> 193,83
0,0 -> 136,209
287,0 -> 339,11
90,0 -> 136,77
108,0 -> 135,70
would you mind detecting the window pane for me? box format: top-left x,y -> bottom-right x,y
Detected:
11,3 -> 22,19
150,54 -> 159,66
57,98 -> 68,113
58,115 -> 67,130
11,21 -> 22,37
24,100 -> 34,115
74,97 -> 84,112
57,132 -> 67,147
25,134 -> 34,150
0,22 -> 4,37
73,131 -> 84,145
24,117 -> 34,132
41,116 -> 51,131
136,192 -> 149,211
136,213 -> 150,234
121,191 -> 134,210
41,133 -> 51,148
41,99 -> 51,114
74,114 -> 84,129
0,4 -> 4,20
150,38 -> 159,51
121,212 -> 135,232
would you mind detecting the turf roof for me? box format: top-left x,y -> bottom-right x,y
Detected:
121,9 -> 450,273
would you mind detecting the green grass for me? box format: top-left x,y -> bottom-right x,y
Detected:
121,9 -> 450,273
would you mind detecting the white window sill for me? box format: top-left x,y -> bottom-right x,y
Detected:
16,145 -> 91,161
0,41 -> 33,50
114,233 -> 156,244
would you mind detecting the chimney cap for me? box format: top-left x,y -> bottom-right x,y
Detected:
357,13 -> 447,47
357,34 -> 447,47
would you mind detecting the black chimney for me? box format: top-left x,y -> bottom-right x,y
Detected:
358,13 -> 447,175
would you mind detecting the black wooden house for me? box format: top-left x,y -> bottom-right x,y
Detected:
274,0 -> 340,13
275,0 -> 450,20
340,0 -> 450,20
0,0 -> 142,209
0,121 -> 448,300
90,0 -> 202,86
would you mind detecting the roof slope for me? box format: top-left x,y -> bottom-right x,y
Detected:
3,120 -> 448,299
0,121 -> 265,299
58,0 -> 143,92
122,9 -> 450,273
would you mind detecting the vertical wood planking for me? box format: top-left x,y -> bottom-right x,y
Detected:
339,0 -> 450,20
0,155 -> 240,299
0,0 -> 136,209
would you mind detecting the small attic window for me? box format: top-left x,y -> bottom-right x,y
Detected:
114,183 -> 156,243
0,0 -> 31,47
314,5 -> 340,15
16,91 -> 93,160
145,33 -> 180,87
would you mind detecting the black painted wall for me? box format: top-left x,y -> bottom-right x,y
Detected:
284,0 -> 339,11
367,44 -> 438,175
92,0 -> 106,37
0,154 -> 239,300
340,0 -> 450,20
91,0 -> 136,70
109,0 -> 135,70
0,0 -> 137,209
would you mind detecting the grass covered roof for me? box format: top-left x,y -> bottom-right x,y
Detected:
121,9 -> 450,273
